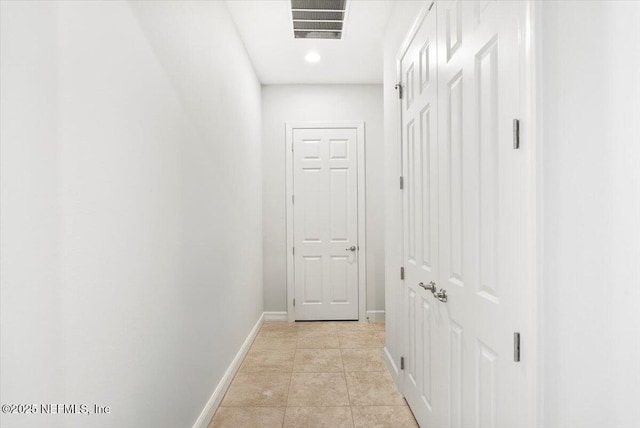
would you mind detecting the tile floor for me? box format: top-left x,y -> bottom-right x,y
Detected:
209,321 -> 419,428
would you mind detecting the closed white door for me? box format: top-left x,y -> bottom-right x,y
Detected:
292,127 -> 359,320
400,3 -> 443,427
401,1 -> 528,426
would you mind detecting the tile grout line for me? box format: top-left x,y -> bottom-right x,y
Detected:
346,352 -> 357,428
279,326 -> 299,427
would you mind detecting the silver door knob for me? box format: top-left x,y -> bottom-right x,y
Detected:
346,245 -> 357,252
434,289 -> 448,302
419,281 -> 448,302
418,281 -> 436,292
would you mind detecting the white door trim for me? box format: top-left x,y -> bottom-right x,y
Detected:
285,121 -> 367,322
520,2 -> 540,425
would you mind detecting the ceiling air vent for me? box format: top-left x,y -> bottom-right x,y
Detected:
291,0 -> 347,40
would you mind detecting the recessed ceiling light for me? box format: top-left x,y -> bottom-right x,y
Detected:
305,52 -> 321,63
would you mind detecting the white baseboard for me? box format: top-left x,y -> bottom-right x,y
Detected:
383,346 -> 403,395
192,313 -> 264,428
383,346 -> 399,377
365,310 -> 386,322
263,311 -> 288,321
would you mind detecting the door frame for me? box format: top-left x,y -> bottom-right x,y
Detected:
285,121 -> 367,322
394,0 -> 540,425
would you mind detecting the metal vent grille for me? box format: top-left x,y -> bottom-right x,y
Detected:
291,0 -> 347,39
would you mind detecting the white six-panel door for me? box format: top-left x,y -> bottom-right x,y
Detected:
400,4 -> 443,427
401,1 -> 528,426
291,127 -> 360,320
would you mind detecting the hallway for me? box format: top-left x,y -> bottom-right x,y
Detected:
210,321 -> 417,427
2,1 -> 640,427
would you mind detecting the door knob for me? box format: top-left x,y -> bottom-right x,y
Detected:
419,281 -> 448,302
346,245 -> 357,252
434,289 -> 448,302
418,281 -> 436,292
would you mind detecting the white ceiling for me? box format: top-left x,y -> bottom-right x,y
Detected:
225,0 -> 395,84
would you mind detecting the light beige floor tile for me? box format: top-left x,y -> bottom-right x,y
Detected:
287,372 -> 349,406
296,334 -> 340,349
252,336 -> 298,350
351,406 -> 418,428
209,407 -> 285,428
262,321 -> 299,332
341,348 -> 386,372
297,322 -> 340,338
240,349 -> 295,373
345,371 -> 405,406
260,322 -> 299,337
258,329 -> 299,339
216,322 -> 407,428
283,406 -> 354,428
335,321 -> 379,333
293,349 -> 343,373
371,322 -> 386,331
338,330 -> 385,349
221,372 -> 291,407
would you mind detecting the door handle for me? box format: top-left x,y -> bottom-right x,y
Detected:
346,245 -> 357,252
418,281 -> 437,292
419,281 -> 448,302
434,289 -> 448,302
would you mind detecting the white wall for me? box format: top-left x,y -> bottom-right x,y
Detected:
0,3 -> 64,427
381,0 -> 425,382
540,2 -> 640,427
1,2 -> 263,427
261,85 -> 384,315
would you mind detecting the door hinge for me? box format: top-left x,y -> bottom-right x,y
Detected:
395,82 -> 403,100
514,332 -> 521,362
293,298 -> 296,307
293,247 -> 295,255
400,176 -> 404,190
400,266 -> 405,280
513,118 -> 520,149
400,356 -> 405,370
292,195 -> 295,204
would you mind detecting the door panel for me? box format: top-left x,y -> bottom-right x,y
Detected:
293,128 -> 359,320
302,256 -> 323,303
330,168 -> 349,240
438,1 -> 524,426
401,1 -> 525,426
401,4 -> 441,426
